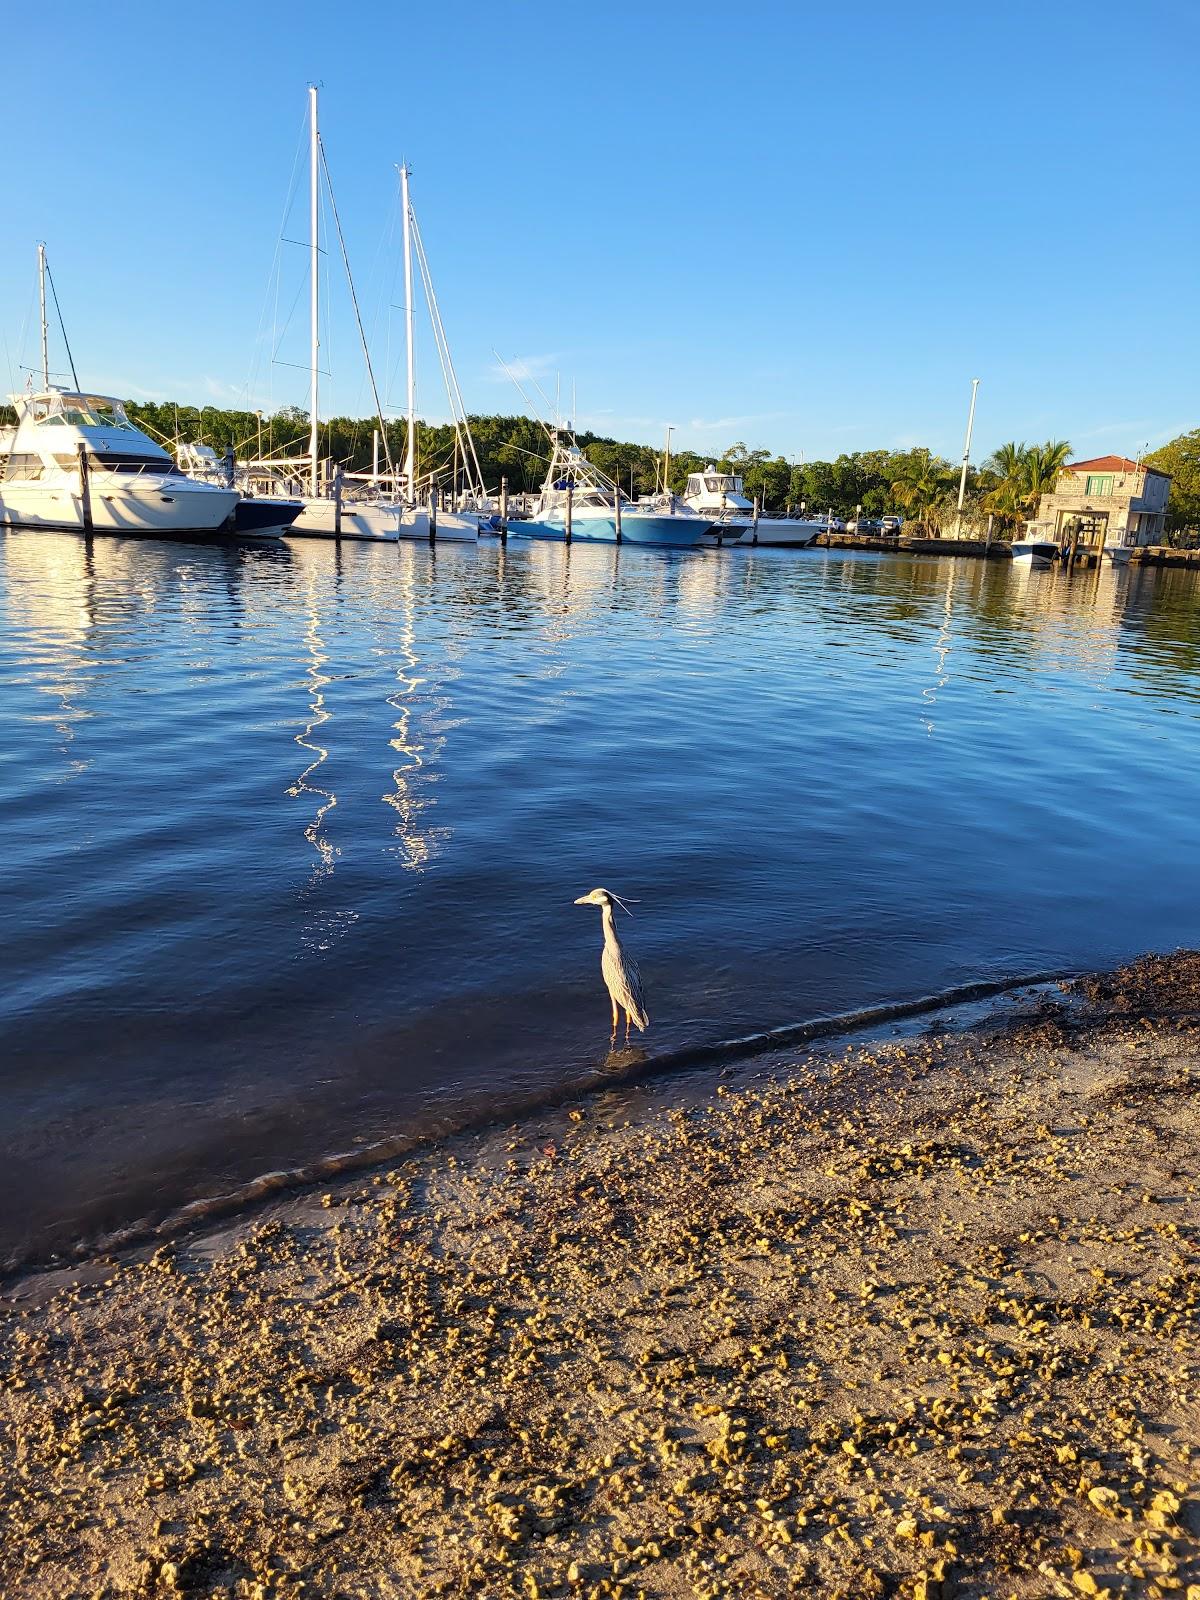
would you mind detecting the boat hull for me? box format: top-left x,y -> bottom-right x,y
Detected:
745,518 -> 824,548
1106,545 -> 1133,566
1011,541 -> 1058,568
512,513 -> 708,548
233,498 -> 304,540
427,512 -> 481,542
284,500 -> 432,542
0,477 -> 238,535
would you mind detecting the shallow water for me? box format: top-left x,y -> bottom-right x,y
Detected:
2,531 -> 1198,1266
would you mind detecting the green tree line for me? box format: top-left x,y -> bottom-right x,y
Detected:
105,401 -> 1198,535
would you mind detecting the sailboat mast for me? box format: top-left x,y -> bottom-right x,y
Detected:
308,85 -> 320,498
401,163 -> 416,500
37,243 -> 49,388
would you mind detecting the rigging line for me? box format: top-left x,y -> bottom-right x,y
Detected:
14,278 -> 35,393
271,275 -> 313,363
2,331 -> 17,396
248,106 -> 309,405
492,352 -> 558,448
317,138 -> 395,478
44,257 -> 80,390
410,212 -> 485,494
409,223 -> 468,490
359,182 -> 397,384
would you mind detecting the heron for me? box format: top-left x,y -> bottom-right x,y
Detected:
574,887 -> 649,1043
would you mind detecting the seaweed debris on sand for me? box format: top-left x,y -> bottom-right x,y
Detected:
2,954 -> 1199,1599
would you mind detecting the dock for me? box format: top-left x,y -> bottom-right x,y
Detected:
811,533 -> 1200,567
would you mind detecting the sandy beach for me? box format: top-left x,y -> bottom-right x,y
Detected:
2,953 -> 1198,1599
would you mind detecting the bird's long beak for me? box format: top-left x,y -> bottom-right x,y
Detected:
573,894 -> 594,906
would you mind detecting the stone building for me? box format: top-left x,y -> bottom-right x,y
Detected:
1027,455 -> 1171,554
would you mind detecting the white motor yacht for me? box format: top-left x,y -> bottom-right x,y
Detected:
0,388 -> 237,537
682,468 -> 752,539
682,466 -> 825,547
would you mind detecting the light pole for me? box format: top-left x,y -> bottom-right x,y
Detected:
255,409 -> 263,460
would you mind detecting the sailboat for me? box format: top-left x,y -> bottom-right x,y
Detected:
251,90 -> 451,542
0,246 -> 239,538
396,163 -> 496,539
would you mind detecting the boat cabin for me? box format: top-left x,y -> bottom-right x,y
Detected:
2,387 -> 177,481
13,389 -> 143,432
683,467 -> 753,510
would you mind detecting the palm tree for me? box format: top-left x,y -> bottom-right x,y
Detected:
985,441 -> 1028,482
1024,439 -> 1071,502
890,450 -> 954,530
982,439 -> 1071,533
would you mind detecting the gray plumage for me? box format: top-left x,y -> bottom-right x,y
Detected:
574,887 -> 649,1038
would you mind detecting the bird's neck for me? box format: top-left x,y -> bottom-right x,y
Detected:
601,904 -> 620,946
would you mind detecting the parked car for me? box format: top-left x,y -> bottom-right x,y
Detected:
879,515 -> 904,534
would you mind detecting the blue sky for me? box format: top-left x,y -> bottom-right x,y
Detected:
1,0 -> 1195,463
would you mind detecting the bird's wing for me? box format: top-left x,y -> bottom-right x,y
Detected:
601,940 -> 650,1030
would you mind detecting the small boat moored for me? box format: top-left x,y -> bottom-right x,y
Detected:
1010,538 -> 1059,568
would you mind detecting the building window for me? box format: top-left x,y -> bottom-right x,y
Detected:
1085,474 -> 1114,496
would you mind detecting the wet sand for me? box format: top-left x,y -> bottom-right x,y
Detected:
2,954 -> 1198,1599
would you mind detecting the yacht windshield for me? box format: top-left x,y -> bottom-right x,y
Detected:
34,397 -> 137,430
704,475 -> 741,493
90,400 -> 136,431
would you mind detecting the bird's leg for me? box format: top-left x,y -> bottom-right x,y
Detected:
610,996 -> 619,1042
624,1010 -> 632,1043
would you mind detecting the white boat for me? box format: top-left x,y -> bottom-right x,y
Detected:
174,442 -> 304,540
682,467 -> 752,538
0,387 -> 238,537
0,247 -> 238,539
681,466 -> 824,546
285,497 -> 430,541
1010,538 -> 1059,568
750,511 -> 827,546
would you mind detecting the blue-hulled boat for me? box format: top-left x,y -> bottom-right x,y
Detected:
510,441 -> 713,548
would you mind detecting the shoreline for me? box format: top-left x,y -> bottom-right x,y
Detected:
2,952 -> 1198,1597
0,967 -> 1069,1285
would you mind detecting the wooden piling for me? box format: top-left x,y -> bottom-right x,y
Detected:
429,486 -> 438,543
332,467 -> 343,537
77,443 -> 93,534
499,475 -> 508,541
565,484 -> 573,543
752,496 -> 760,546
614,482 -> 622,544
